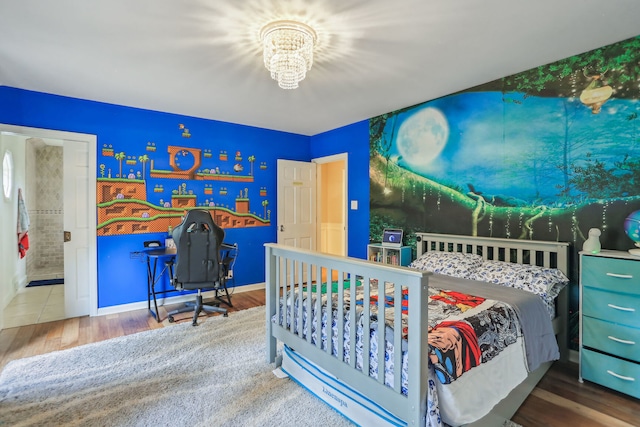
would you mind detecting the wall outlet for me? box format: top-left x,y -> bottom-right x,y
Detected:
227,270 -> 233,279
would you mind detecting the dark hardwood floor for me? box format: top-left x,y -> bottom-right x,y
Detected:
1,288 -> 639,427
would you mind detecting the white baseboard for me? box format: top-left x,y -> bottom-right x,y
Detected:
96,282 -> 265,317
3,274 -> 24,309
230,282 -> 265,293
3,288 -> 16,310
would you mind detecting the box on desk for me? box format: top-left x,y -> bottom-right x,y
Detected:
165,237 -> 176,250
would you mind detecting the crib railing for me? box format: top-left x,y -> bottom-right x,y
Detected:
265,243 -> 431,426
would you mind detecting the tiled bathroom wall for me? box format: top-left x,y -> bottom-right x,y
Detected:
26,141 -> 64,282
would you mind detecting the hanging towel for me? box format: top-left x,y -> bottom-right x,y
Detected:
17,188 -> 30,258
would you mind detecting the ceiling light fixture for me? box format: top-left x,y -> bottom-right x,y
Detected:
260,20 -> 317,90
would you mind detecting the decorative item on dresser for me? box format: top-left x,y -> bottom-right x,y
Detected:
579,250 -> 640,399
582,227 -> 601,254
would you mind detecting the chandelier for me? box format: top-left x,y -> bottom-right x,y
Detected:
260,20 -> 317,90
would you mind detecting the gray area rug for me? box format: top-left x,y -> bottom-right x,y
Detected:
0,307 -> 351,427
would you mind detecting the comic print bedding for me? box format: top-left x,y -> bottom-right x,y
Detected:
272,274 -> 559,426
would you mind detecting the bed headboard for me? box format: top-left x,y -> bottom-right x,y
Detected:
415,233 -> 570,276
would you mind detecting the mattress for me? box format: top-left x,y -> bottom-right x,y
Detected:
281,345 -> 406,426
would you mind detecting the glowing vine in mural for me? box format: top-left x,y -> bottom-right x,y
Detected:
467,192 -> 487,237
519,206 -> 546,240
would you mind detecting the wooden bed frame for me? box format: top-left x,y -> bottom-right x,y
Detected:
265,233 -> 570,426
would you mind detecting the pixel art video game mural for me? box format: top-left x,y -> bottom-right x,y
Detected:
97,123 -> 271,235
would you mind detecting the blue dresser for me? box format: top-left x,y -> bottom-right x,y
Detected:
579,251 -> 640,398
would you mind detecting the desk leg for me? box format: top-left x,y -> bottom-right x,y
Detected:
147,257 -> 153,312
147,257 -> 162,322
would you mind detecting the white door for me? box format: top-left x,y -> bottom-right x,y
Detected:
277,159 -> 316,251
64,140 -> 91,317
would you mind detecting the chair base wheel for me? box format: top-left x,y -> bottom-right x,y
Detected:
168,316 -> 175,323
223,313 -> 229,317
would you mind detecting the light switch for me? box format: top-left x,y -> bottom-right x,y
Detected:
350,200 -> 358,210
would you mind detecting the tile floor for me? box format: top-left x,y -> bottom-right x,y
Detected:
3,284 -> 65,328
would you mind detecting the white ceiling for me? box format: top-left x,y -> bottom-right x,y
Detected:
1,0 -> 639,136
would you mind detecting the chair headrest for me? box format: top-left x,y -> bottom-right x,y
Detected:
172,210 -> 224,243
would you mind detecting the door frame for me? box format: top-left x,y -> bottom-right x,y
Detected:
313,153 -> 348,256
0,124 -> 98,318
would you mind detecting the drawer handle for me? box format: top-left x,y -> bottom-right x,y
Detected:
607,304 -> 636,312
606,370 -> 636,382
606,272 -> 633,279
607,336 -> 636,345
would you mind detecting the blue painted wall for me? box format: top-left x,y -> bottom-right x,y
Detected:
310,120 -> 370,259
0,87 -> 365,309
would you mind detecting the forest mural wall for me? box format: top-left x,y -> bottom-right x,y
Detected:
369,35 -> 640,350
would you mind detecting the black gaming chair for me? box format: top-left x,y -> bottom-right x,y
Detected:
167,209 -> 232,325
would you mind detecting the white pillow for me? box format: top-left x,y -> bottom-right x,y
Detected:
409,251 -> 483,279
469,260 -> 569,297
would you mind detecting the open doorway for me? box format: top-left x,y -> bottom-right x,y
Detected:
315,153 -> 347,257
3,137 -> 65,327
24,137 -> 65,285
315,153 -> 347,284
0,124 -> 97,330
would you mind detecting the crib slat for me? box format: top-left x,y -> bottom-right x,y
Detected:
315,264 -> 322,349
288,259 -> 295,334
275,257 -> 281,326
349,274 -> 357,368
377,280 -> 385,385
393,283 -> 402,393
407,273 -> 430,427
327,268 -> 333,357
297,261 -> 304,336
305,263 -> 312,343
265,246 -> 277,363
337,270 -> 345,361
363,275 -> 371,376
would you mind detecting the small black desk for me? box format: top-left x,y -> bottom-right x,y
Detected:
142,247 -> 177,322
138,243 -> 236,322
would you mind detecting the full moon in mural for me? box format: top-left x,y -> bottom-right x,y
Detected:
397,107 -> 449,168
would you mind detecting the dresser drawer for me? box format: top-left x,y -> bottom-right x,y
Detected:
583,317 -> 640,362
581,348 -> 640,399
582,287 -> 640,325
581,255 -> 640,295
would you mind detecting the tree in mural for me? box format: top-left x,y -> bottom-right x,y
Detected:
483,36 -> 640,201
114,152 -> 126,178
262,199 -> 269,219
369,113 -> 400,191
248,155 -> 255,176
570,153 -> 640,199
138,154 -> 149,180
479,37 -> 640,100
